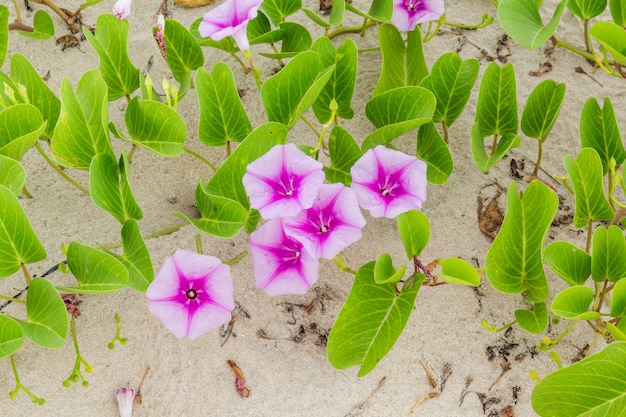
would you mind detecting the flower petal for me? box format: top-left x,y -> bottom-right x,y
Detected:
391,0 -> 445,32
250,218 -> 319,296
198,0 -> 262,50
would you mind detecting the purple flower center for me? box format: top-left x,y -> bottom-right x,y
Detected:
181,282 -> 204,305
404,0 -> 426,12
278,175 -> 296,197
185,288 -> 198,300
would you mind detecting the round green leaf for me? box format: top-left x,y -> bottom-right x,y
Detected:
497,0 -> 569,50
17,10 -> 54,40
591,225 -> 626,282
397,210 -> 430,260
163,18 -> 204,82
567,0 -> 607,19
515,302 -> 548,334
23,278 -> 68,349
550,286 -> 599,320
438,257 -> 480,286
590,21 -> 626,65
324,126 -> 362,186
580,97 -> 626,174
0,104 -> 46,161
521,79 -> 566,143
374,253 -> 406,284
544,241 -> 591,286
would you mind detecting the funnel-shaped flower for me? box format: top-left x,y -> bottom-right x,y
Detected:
146,250 -> 234,339
116,388 -> 135,417
112,0 -> 132,20
243,144 -> 325,220
391,0 -> 444,32
350,145 -> 427,218
284,183 -> 366,259
198,0 -> 263,52
250,218 -> 319,296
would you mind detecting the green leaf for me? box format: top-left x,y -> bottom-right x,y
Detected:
57,241 -> 128,294
611,278 -> 626,317
607,321 -> 626,341
324,126 -> 362,186
163,18 -> 204,82
329,0 -> 346,26
207,122 -> 287,208
83,14 -> 140,100
261,51 -> 334,128
497,0 -> 569,50
311,37 -> 357,123
374,25 -> 428,96
567,0 -> 607,19
10,54 -> 61,139
438,258 -> 480,286
261,0 -> 302,26
51,69 -> 113,169
0,5 -> 8,67
579,97 -> 626,174
0,314 -> 24,360
89,151 -> 142,224
0,154 -> 26,196
0,185 -> 46,277
416,122 -> 454,185
245,209 -> 261,234
22,278 -> 68,349
521,79 -> 566,142
610,0 -> 626,26
420,52 -> 479,127
590,21 -> 626,64
362,86 -> 436,150
471,121 -> 522,173
117,219 -> 153,292
302,9 -> 332,29
124,98 -> 186,156
532,342 -> 626,416
17,10 -> 54,40
591,225 -> 626,282
544,241 -> 591,286
564,148 -> 614,227
177,179 -> 248,238
397,210 -> 430,260
345,0 -> 393,22
327,262 -> 423,377
280,22 -> 312,53
0,104 -> 46,161
551,286 -> 600,320
485,181 -> 558,303
475,62 -> 518,136
515,302 -> 548,334
248,11 -> 285,44
196,64 -> 252,147
374,253 -> 407,284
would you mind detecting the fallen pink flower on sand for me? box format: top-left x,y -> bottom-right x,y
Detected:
112,0 -> 132,20
146,250 -> 234,339
284,183 -> 366,259
250,218 -> 319,296
243,144 -> 325,220
116,387 -> 135,417
350,145 -> 427,218
198,0 -> 263,52
390,0 -> 444,32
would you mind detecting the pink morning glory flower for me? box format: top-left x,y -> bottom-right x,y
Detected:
391,0 -> 445,32
146,250 -> 234,340
250,218 -> 319,296
284,183 -> 366,260
198,0 -> 263,52
112,0 -> 132,20
243,144 -> 325,220
350,145 -> 427,219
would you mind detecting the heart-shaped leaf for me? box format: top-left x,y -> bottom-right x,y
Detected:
564,148 -> 614,227
515,302 -> 548,334
590,21 -> 626,64
327,262 -> 423,377
497,0 -> 569,50
486,181 -> 558,303
544,241 -> 591,286
248,11 -> 285,44
551,285 -> 599,320
163,18 -> 204,82
521,79 -> 566,142
580,97 -> 626,174
124,98 -> 186,156
23,278 -> 67,349
397,210 -> 430,260
374,253 -> 407,284
17,10 -> 54,40
568,0 -> 607,19
83,14 -> 140,100
476,62 -> 518,136
89,151 -> 142,224
420,52 -> 479,128
532,342 -> 626,416
57,241 -> 128,294
591,225 -> 626,282
0,314 -> 24,360
51,69 -> 114,169
438,258 -> 480,286
10,54 -> 61,139
0,104 -> 46,161
261,0 -> 302,26
0,185 -> 46,277
416,123 -> 453,185
0,154 -> 26,196
324,126 -> 362,186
